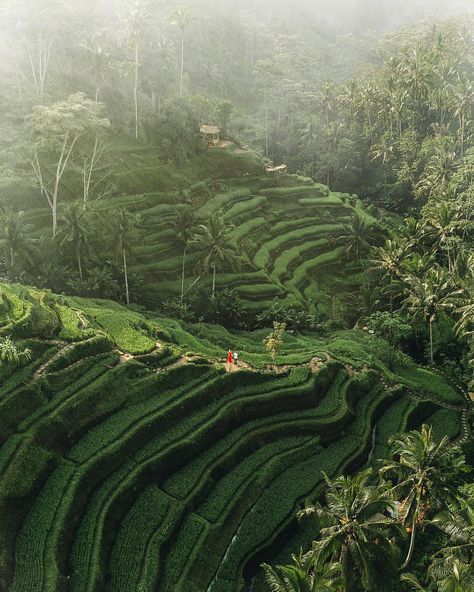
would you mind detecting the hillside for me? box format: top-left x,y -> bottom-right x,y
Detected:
18,141 -> 377,320
0,283 -> 469,592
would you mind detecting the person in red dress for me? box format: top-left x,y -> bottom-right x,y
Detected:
227,349 -> 233,370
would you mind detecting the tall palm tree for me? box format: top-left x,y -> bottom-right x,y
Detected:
298,469 -> 401,592
0,208 -> 36,270
422,202 -> 458,271
58,203 -> 92,282
172,207 -> 196,306
194,211 -> 239,300
171,6 -> 193,98
112,209 -> 138,305
263,552 -> 342,592
402,502 -> 474,592
335,213 -> 377,264
402,268 -> 461,364
380,425 -> 467,570
123,0 -> 151,139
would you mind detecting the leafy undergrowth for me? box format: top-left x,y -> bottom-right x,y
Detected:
0,284 -> 466,592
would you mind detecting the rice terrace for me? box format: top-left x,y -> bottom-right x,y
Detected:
0,1 -> 473,592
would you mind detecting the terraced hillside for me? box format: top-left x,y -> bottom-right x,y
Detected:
21,143 -> 376,316
0,283 -> 469,592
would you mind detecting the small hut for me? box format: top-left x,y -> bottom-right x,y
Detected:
200,124 -> 220,145
265,164 -> 288,175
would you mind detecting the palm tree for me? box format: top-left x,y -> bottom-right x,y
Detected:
422,202 -> 458,272
112,209 -> 137,305
58,203 -> 92,282
402,268 -> 461,364
172,207 -> 196,306
335,213 -> 377,263
380,425 -> 467,570
402,502 -> 474,592
0,208 -> 35,270
123,0 -> 151,139
0,335 -> 32,366
263,552 -> 342,592
171,6 -> 193,98
298,469 -> 401,592
194,211 -> 239,300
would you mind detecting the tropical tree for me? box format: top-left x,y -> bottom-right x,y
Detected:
111,209 -> 138,305
58,203 -> 93,282
194,211 -> 239,300
402,501 -> 474,592
122,0 -> 150,139
422,202 -> 459,271
335,213 -> 378,263
402,268 -> 461,364
263,321 -> 286,368
172,207 -> 196,306
0,208 -> 35,270
263,552 -> 342,592
26,93 -> 110,237
380,425 -> 468,569
298,469 -> 402,592
171,6 -> 193,98
0,335 -> 32,366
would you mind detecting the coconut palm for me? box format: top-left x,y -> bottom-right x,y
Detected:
422,202 -> 458,271
58,203 -> 93,282
262,552 -> 342,592
171,6 -> 193,98
0,335 -> 32,366
0,208 -> 36,270
380,425 -> 468,570
402,267 -> 461,364
402,501 -> 474,592
172,207 -> 196,306
298,469 -> 401,592
194,211 -> 239,300
335,213 -> 377,263
111,209 -> 138,305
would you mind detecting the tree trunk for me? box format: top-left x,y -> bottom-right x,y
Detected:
180,247 -> 186,306
212,265 -> 216,300
10,247 -> 14,267
401,517 -> 417,569
264,86 -> 269,158
78,251 -> 83,282
52,195 -> 58,238
429,317 -> 434,365
134,41 -> 139,140
179,30 -> 185,97
123,248 -> 130,305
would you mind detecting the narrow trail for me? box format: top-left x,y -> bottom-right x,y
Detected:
33,337 -> 471,445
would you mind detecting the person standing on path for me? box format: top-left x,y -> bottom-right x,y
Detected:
227,349 -> 233,370
233,351 -> 239,366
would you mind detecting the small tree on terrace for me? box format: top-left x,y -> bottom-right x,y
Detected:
111,209 -> 138,305
58,202 -> 93,283
335,212 -> 378,263
263,321 -> 286,368
194,211 -> 239,300
172,207 -> 196,306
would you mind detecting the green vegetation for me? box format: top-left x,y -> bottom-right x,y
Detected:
0,2 -> 472,592
0,284 -> 468,592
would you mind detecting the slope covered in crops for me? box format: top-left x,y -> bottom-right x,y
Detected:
21,142 -> 376,317
0,283 -> 468,592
